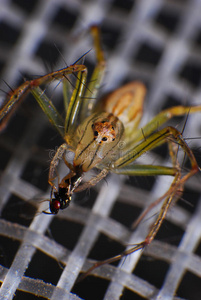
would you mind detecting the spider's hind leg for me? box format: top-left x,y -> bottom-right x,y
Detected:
132,136 -> 182,230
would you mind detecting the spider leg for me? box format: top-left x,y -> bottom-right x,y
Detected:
48,143 -> 69,190
64,70 -> 87,142
78,171 -> 183,282
64,26 -> 106,142
80,126 -> 199,278
74,168 -> 109,193
131,130 -> 183,229
117,125 -> 199,243
113,126 -> 198,172
0,64 -> 87,133
0,81 -> 30,131
127,104 -> 201,147
80,25 -> 106,121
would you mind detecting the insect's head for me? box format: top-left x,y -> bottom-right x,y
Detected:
49,187 -> 71,214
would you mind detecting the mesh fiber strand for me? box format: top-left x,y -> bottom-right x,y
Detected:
0,0 -> 201,299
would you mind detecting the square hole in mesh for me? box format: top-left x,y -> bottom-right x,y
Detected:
74,188 -> 98,209
190,147 -> 201,168
21,159 -> 49,191
193,28 -> 201,48
134,256 -> 169,289
51,6 -> 78,30
155,219 -> 184,247
101,23 -> 122,50
162,94 -> 182,109
111,0 -> 135,12
1,195 -> 37,227
195,241 -> 201,257
121,288 -> 145,300
110,201 -> 142,228
154,8 -> 180,34
160,94 -> 187,126
0,147 -> 11,170
134,42 -> 163,67
48,218 -> 83,251
179,61 -> 201,88
0,60 -> 5,74
0,21 -> 20,46
88,233 -> 125,264
150,143 -> 168,159
72,275 -> 110,300
12,0 -> 39,14
37,126 -> 63,150
177,271 -> 201,300
0,110 -> 28,146
14,291 -> 46,300
0,236 -> 20,268
25,250 -> 63,285
177,186 -> 200,215
125,175 -> 156,192
35,40 -> 63,68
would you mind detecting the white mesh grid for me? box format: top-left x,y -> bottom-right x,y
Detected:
0,0 -> 201,299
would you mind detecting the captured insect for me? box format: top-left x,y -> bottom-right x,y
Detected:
1,25 -> 201,275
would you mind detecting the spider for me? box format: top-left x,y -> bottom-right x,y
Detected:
1,25 -> 201,275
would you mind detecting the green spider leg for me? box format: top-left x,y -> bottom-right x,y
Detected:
79,171 -> 182,282
80,126 -> 199,280
0,64 -> 86,132
108,102 -> 201,177
126,104 -> 201,148
46,26 -> 106,191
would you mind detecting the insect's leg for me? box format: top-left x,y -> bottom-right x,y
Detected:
48,143 -> 69,190
80,26 -> 106,120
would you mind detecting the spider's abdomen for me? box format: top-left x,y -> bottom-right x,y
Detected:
74,112 -> 124,172
102,81 -> 146,131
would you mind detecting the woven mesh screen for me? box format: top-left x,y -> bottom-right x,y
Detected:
0,0 -> 201,299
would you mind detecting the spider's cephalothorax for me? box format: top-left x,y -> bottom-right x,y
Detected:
73,112 -> 124,172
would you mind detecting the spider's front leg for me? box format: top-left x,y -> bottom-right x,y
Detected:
0,63 -> 87,133
47,143 -> 81,214
48,143 -> 70,191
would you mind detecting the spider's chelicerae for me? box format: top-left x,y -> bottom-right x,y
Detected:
1,26 -> 201,275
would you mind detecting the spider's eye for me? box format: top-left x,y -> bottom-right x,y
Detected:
102,137 -> 107,141
94,130 -> 99,137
